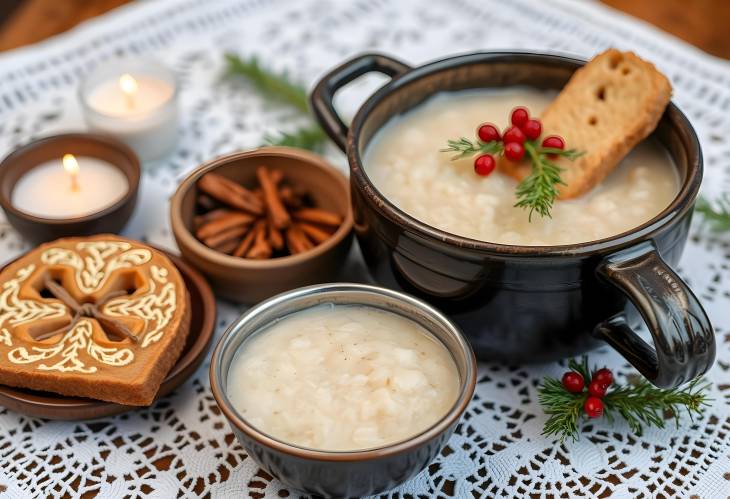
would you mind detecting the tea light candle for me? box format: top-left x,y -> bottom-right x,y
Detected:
227,305 -> 460,451
80,58 -> 179,162
11,153 -> 129,219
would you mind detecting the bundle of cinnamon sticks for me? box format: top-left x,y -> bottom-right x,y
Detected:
193,167 -> 343,259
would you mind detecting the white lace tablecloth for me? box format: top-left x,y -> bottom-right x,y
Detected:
1,0 -> 730,497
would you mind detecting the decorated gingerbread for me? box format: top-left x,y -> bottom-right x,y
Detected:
0,235 -> 190,405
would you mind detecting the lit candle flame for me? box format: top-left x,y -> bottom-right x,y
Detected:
119,73 -> 138,109
63,153 -> 80,191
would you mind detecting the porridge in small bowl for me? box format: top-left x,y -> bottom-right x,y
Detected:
227,304 -> 460,451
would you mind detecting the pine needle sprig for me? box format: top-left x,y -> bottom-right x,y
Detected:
514,142 -> 568,221
224,53 -> 309,113
264,125 -> 328,152
538,357 -> 711,442
223,53 -> 328,152
695,195 -> 730,232
440,138 -> 503,160
441,135 -> 582,220
602,377 -> 710,435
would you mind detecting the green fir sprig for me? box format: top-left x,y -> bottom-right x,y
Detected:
223,53 -> 327,152
539,358 -> 711,442
441,138 -> 504,160
695,195 -> 730,232
441,136 -> 582,220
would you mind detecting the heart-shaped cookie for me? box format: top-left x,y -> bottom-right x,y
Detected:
0,235 -> 191,406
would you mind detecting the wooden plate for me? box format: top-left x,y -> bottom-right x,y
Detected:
0,248 -> 216,420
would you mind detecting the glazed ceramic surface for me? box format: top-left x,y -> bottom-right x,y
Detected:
311,52 -> 714,388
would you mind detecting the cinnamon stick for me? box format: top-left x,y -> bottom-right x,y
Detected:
293,208 -> 343,227
297,222 -> 333,244
257,166 -> 290,229
233,223 -> 260,257
198,173 -> 264,215
193,208 -> 230,229
286,224 -> 314,254
268,221 -> 285,251
196,212 -> 256,239
215,238 -> 241,255
203,225 -> 249,248
247,220 -> 273,259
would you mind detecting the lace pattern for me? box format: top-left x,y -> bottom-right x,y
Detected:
1,0 -> 729,496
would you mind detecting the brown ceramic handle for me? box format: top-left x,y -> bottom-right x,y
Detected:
595,241 -> 715,388
310,53 -> 411,151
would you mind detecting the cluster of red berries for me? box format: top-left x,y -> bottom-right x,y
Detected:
473,107 -> 566,176
561,367 -> 614,418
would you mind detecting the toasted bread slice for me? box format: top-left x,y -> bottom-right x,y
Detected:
500,49 -> 672,199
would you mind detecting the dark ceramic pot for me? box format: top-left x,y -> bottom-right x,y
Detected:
210,283 -> 476,497
311,52 -> 715,388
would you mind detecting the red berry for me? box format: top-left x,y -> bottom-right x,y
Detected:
588,380 -> 608,398
504,142 -> 525,161
584,396 -> 604,418
561,372 -> 584,393
503,126 -> 526,145
474,154 -> 496,176
510,107 -> 529,128
522,119 -> 542,140
541,135 -> 565,150
593,368 -> 614,388
477,123 -> 501,143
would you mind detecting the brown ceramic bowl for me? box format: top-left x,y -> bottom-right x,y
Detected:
0,249 -> 216,420
210,283 -> 477,497
0,133 -> 140,245
171,146 -> 353,304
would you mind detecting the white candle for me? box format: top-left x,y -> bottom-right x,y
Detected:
80,59 -> 179,162
11,155 -> 129,219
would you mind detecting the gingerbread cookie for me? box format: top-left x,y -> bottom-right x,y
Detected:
0,235 -> 191,406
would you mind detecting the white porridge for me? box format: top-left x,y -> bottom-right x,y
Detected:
227,305 -> 460,452
364,88 -> 679,245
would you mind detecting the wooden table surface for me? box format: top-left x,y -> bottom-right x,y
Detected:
0,0 -> 729,59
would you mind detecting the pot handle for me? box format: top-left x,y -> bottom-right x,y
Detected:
310,53 -> 411,151
595,241 -> 715,388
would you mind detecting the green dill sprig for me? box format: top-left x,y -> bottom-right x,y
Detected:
539,357 -> 711,442
440,138 -> 503,160
695,195 -> 730,232
223,53 -> 328,152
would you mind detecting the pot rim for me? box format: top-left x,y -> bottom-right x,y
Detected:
347,51 -> 702,257
209,282 -> 477,462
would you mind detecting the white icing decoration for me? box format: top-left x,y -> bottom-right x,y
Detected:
0,264 -> 66,349
41,241 -> 152,294
3,241 -> 178,373
103,265 -> 178,347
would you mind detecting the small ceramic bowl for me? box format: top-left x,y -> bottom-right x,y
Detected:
170,146 -> 353,304
0,133 -> 140,244
210,283 -> 476,497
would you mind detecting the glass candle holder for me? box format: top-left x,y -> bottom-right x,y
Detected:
79,58 -> 179,163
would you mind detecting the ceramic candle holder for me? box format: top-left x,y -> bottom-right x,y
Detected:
0,133 -> 140,244
79,58 -> 179,162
